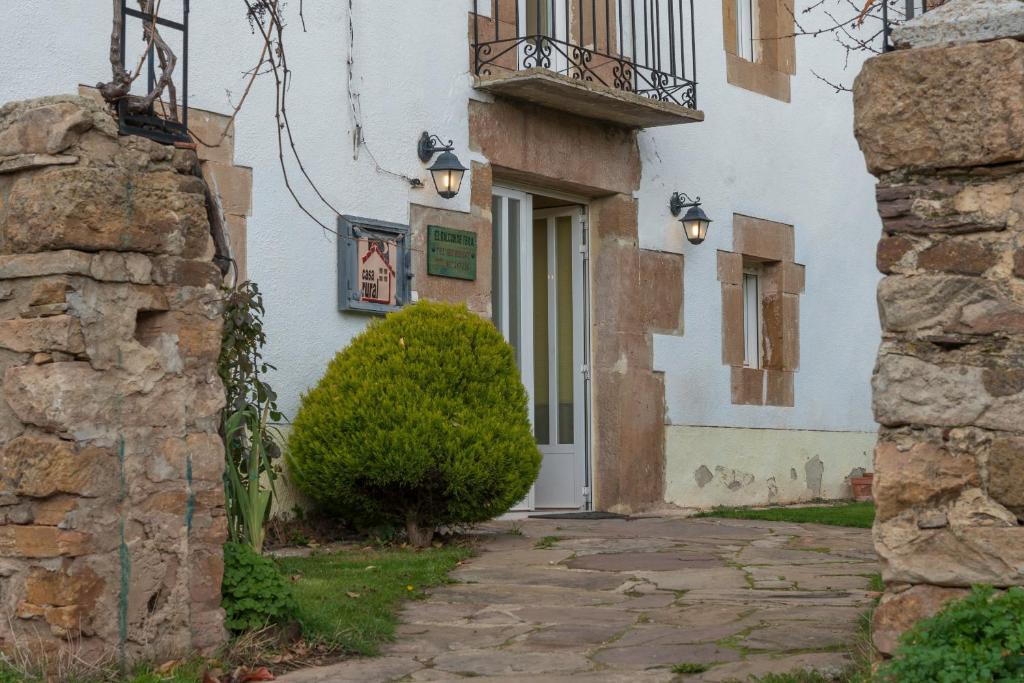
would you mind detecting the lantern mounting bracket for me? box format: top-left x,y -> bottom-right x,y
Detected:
669,192 -> 701,217
418,132 -> 456,163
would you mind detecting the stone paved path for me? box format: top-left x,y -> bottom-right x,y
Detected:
279,515 -> 878,682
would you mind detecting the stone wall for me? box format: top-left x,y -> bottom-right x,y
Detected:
853,34 -> 1024,655
0,96 -> 226,666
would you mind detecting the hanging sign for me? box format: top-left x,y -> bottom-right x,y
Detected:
338,215 -> 411,314
427,225 -> 477,281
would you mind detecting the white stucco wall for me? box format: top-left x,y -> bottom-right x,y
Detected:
0,1 -> 483,422
636,6 -> 880,506
1,2 -> 880,507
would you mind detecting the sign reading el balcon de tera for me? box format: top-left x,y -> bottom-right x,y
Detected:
427,225 -> 477,281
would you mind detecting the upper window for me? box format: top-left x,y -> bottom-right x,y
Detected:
721,0 -> 795,102
736,0 -> 757,62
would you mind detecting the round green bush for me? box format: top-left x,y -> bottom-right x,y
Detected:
221,542 -> 296,633
878,585 -> 1024,683
286,301 -> 541,546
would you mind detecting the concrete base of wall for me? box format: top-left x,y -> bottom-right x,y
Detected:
664,426 -> 875,508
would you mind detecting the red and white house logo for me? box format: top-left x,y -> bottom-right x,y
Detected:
358,238 -> 397,306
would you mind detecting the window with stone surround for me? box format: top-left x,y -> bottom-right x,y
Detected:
721,0 -> 795,102
718,215 -> 804,407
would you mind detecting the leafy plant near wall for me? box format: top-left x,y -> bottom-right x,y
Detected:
287,301 -> 541,547
877,585 -> 1024,683
221,542 -> 297,633
219,281 -> 284,553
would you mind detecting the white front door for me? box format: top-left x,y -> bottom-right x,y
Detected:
492,188 -> 588,511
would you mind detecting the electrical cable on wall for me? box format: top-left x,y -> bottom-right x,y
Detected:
347,0 -> 423,189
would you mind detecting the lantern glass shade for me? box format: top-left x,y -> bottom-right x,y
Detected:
428,150 -> 467,199
681,204 -> 712,245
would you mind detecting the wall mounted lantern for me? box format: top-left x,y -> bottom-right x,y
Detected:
418,132 -> 468,199
669,192 -> 713,245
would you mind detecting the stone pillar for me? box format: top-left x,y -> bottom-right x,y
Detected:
853,1 -> 1024,657
0,96 -> 226,666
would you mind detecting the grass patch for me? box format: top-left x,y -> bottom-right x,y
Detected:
694,502 -> 875,529
276,545 -> 471,656
671,662 -> 710,674
0,657 -> 209,683
747,673 -> 834,683
534,535 -> 562,549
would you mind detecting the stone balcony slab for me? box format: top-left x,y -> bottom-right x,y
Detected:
474,68 -> 704,128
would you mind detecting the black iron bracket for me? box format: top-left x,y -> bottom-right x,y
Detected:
417,132 -> 455,163
669,192 -> 701,217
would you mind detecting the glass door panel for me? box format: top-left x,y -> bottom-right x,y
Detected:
532,208 -> 585,509
492,187 -> 534,511
532,218 -> 550,445
555,216 -> 574,445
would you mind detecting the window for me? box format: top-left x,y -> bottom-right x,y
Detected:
736,0 -> 757,62
525,0 -> 554,37
722,0 -> 795,102
742,268 -> 761,368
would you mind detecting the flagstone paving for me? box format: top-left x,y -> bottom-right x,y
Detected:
279,515 -> 878,682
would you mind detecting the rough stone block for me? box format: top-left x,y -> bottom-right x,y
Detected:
873,440 -> 980,521
876,274 -> 1002,334
873,353 -> 1024,431
918,239 -> 999,276
988,437 -> 1024,518
0,315 -> 84,354
24,566 -> 103,607
873,584 -> 970,656
0,434 -> 114,498
4,166 -> 209,257
0,101 -> 97,157
876,236 -> 915,274
0,251 -> 93,280
0,526 -> 91,558
855,40 -> 1024,174
876,500 -> 1024,587
876,174 -> 1022,236
892,0 -> 1024,49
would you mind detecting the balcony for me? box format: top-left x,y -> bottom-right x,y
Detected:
471,0 -> 703,128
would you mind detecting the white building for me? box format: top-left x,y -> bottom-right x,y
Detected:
0,0 -> 881,513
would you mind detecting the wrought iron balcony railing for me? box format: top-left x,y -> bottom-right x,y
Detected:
472,0 -> 697,110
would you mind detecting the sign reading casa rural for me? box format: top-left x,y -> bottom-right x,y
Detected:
337,215 -> 410,314
358,238 -> 397,305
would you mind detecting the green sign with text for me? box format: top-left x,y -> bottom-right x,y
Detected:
427,225 -> 477,281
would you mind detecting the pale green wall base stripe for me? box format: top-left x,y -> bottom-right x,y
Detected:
664,426 -> 876,509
